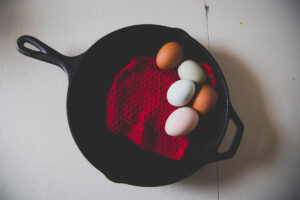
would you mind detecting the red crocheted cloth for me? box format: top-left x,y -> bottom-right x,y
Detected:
106,57 -> 216,160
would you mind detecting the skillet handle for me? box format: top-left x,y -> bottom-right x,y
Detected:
16,35 -> 71,75
210,105 -> 244,162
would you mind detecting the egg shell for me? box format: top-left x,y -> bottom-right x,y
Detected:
167,80 -> 195,107
192,84 -> 218,115
178,60 -> 207,84
165,107 -> 199,137
156,42 -> 184,70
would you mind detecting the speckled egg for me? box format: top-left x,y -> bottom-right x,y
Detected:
156,42 -> 184,70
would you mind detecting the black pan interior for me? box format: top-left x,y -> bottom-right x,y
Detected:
67,25 -> 229,186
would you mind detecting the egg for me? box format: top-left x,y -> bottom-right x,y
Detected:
165,107 -> 199,137
178,60 -> 207,84
156,42 -> 184,70
192,84 -> 218,115
167,80 -> 195,107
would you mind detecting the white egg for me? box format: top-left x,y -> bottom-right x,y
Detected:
167,80 -> 195,107
178,60 -> 207,84
165,107 -> 199,137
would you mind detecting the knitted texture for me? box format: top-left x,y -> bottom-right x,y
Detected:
106,57 -> 216,160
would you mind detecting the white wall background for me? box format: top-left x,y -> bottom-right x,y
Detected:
0,0 -> 299,199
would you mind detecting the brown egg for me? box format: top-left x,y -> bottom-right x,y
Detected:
192,85 -> 218,115
156,42 -> 184,70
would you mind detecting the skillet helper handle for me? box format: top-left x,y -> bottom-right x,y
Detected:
16,35 -> 70,74
210,105 -> 244,162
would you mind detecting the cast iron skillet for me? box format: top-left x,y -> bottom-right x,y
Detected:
16,24 -> 243,187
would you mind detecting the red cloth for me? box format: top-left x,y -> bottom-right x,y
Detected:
106,57 -> 216,160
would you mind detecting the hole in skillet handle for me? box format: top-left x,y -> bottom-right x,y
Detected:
24,42 -> 40,52
209,104 -> 244,162
16,35 -> 75,77
218,119 -> 236,153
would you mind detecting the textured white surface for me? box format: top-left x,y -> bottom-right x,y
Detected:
207,0 -> 300,199
0,0 -> 299,199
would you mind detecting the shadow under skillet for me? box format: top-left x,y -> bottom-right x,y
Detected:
180,48 -> 278,187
